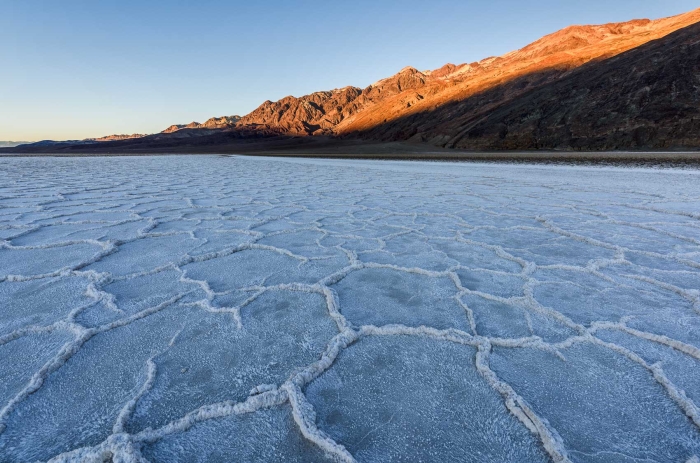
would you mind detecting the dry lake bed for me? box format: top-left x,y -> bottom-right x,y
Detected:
1,155 -> 699,462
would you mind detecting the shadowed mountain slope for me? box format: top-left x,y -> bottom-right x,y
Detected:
352,20 -> 700,150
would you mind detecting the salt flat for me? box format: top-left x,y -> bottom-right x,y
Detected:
0,155 -> 699,463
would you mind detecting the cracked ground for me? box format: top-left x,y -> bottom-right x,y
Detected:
0,155 -> 699,463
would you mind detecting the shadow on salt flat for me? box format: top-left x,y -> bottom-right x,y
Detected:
86,234 -> 202,276
0,330 -> 74,406
0,275 -> 93,335
76,270 -> 208,327
127,291 -> 337,433
533,269 -> 700,349
490,344 -> 700,463
360,233 -> 459,272
10,222 -> 105,246
142,406 -> 334,462
183,249 -> 346,292
428,239 -> 522,273
189,229 -> 255,256
458,269 -> 525,298
463,294 -> 530,338
596,329 -> 700,406
0,304 -> 198,462
306,335 -> 549,463
0,242 -> 103,277
258,230 -> 339,258
333,267 -> 469,331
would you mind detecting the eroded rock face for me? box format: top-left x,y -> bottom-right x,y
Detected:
201,115 -> 241,129
236,87 -> 363,136
93,134 -> 146,142
233,66 -> 434,137
162,124 -> 186,133
161,116 -> 242,133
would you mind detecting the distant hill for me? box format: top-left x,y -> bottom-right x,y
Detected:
5,8 -> 700,154
0,141 -> 31,148
9,116 -> 241,150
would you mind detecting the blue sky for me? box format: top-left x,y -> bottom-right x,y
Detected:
1,0 -> 697,141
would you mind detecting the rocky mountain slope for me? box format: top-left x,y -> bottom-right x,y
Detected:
162,115 -> 241,133
230,7 -> 700,149
233,68 -> 432,136
369,20 -> 700,150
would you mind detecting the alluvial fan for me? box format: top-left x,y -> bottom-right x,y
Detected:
0,155 -> 699,463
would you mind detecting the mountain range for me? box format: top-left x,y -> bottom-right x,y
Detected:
5,7 -> 700,154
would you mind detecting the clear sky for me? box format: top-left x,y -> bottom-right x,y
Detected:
1,0 -> 697,141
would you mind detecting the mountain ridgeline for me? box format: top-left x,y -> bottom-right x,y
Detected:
7,8 -> 700,153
